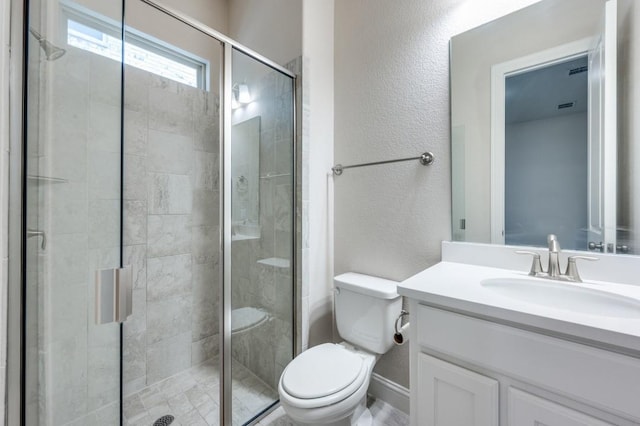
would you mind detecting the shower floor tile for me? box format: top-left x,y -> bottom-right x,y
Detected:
124,357 -> 278,426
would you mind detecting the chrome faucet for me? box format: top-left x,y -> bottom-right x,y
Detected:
27,228 -> 46,250
547,234 -> 561,278
516,234 -> 598,283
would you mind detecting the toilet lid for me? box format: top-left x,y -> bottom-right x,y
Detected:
281,343 -> 364,399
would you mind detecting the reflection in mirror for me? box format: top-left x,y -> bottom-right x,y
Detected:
451,0 -> 637,255
504,56 -> 588,249
231,116 -> 261,239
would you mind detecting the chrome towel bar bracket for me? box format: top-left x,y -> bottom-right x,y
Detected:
332,151 -> 434,176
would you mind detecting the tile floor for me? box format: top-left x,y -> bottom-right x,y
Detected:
123,357 -> 409,426
257,397 -> 410,426
124,357 -> 277,425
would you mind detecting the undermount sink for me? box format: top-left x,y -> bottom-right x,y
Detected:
481,278 -> 640,319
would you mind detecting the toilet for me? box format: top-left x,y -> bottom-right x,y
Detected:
278,272 -> 402,426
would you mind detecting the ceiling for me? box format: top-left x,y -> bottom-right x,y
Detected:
505,55 -> 589,124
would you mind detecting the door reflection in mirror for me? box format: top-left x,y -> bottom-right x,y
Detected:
504,56 -> 589,250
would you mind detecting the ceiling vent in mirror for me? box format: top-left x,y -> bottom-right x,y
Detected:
558,101 -> 576,110
568,65 -> 588,75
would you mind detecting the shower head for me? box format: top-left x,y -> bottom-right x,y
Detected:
29,28 -> 66,61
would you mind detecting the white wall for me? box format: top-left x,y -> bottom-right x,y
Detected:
163,0 -> 228,35
74,0 -> 227,35
228,0 -> 302,65
301,0 -> 334,349
334,0 -> 548,389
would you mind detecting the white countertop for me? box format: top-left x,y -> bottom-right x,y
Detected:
398,261 -> 640,353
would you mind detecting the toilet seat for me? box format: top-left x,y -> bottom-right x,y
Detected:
279,343 -> 375,410
282,343 -> 364,399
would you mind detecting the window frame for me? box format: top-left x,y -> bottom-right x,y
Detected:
60,0 -> 209,90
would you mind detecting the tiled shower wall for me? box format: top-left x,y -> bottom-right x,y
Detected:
122,65 -> 221,393
28,47 -> 220,425
230,57 -> 300,390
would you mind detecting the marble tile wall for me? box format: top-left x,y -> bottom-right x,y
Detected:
230,56 -> 300,390
122,65 -> 221,393
29,47 -> 221,425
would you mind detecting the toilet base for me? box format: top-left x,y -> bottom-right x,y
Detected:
353,405 -> 372,426
288,395 -> 372,426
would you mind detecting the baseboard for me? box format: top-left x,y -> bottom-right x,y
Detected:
368,373 -> 410,415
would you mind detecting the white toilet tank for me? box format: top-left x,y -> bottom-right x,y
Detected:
334,273 -> 403,354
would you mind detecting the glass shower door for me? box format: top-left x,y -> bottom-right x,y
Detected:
229,48 -> 296,426
120,1 -> 224,425
23,1 -> 295,424
23,0 -> 125,424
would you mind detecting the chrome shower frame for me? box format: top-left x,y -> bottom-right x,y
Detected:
7,0 -> 26,424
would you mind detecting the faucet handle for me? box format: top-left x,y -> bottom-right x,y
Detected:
565,255 -> 598,283
515,250 -> 543,276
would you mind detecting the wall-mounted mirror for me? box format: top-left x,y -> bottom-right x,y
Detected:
451,0 -> 637,255
231,116 -> 261,239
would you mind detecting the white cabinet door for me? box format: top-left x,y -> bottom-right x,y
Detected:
417,353 -> 499,426
509,388 -> 614,426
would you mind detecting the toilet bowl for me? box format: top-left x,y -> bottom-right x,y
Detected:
278,343 -> 377,426
278,273 -> 402,426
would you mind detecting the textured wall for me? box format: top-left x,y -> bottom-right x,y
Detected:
228,0 -> 302,66
334,0 -> 542,389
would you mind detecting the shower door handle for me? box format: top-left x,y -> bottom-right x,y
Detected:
95,266 -> 133,325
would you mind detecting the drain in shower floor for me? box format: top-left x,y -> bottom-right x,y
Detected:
153,414 -> 175,426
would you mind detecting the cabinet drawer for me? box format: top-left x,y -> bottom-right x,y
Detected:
508,387 -> 614,425
416,304 -> 640,421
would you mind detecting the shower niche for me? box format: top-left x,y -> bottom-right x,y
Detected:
20,0 -> 297,425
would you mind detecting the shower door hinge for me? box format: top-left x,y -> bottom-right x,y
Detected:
95,266 -> 133,325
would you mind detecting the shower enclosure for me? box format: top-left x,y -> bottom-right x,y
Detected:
17,0 -> 296,424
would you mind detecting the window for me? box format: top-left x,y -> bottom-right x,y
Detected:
64,6 -> 208,89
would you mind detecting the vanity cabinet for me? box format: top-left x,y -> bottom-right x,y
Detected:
417,352 -> 498,426
409,303 -> 640,426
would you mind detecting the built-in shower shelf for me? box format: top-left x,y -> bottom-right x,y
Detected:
232,234 -> 260,241
231,307 -> 269,334
257,257 -> 290,269
27,175 -> 68,184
